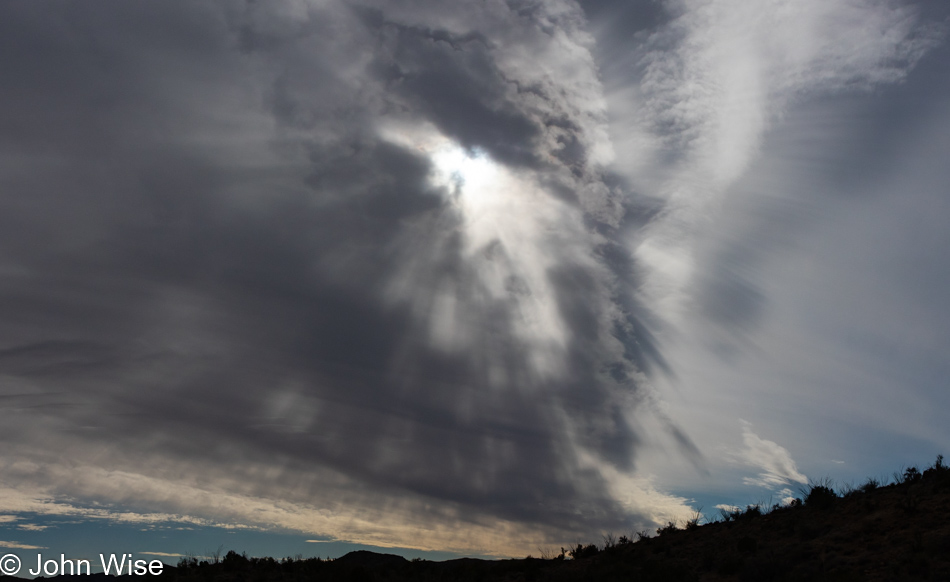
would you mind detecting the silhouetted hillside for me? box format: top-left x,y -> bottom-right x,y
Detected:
17,457 -> 949,581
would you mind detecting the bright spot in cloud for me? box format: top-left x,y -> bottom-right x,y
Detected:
375,124 -> 593,378
430,144 -> 498,200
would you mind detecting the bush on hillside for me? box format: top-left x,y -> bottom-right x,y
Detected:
804,481 -> 838,509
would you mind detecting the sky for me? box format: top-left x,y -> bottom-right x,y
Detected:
0,0 -> 948,571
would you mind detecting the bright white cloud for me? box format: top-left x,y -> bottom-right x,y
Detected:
734,421 -> 807,488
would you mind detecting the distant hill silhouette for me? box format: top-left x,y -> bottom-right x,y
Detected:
14,457 -> 949,581
330,550 -> 407,568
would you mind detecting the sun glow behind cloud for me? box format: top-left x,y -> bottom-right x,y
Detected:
379,124 -> 589,380
429,143 -> 497,203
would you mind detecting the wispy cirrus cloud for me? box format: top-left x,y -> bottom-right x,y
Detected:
604,0 -> 944,324
734,422 -> 807,489
0,540 -> 47,550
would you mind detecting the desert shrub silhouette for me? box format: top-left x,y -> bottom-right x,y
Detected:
736,503 -> 762,520
719,503 -> 762,522
568,543 -> 599,560
685,508 -> 703,530
925,454 -> 950,492
859,476 -> 880,493
655,520 -> 678,536
804,481 -> 837,509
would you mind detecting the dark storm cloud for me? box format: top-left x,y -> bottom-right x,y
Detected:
0,0 -> 673,543
361,14 -> 543,168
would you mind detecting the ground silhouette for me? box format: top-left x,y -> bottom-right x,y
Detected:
13,457 -> 949,581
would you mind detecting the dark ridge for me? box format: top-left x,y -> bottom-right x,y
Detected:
16,456 -> 950,581
331,550 -> 407,567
